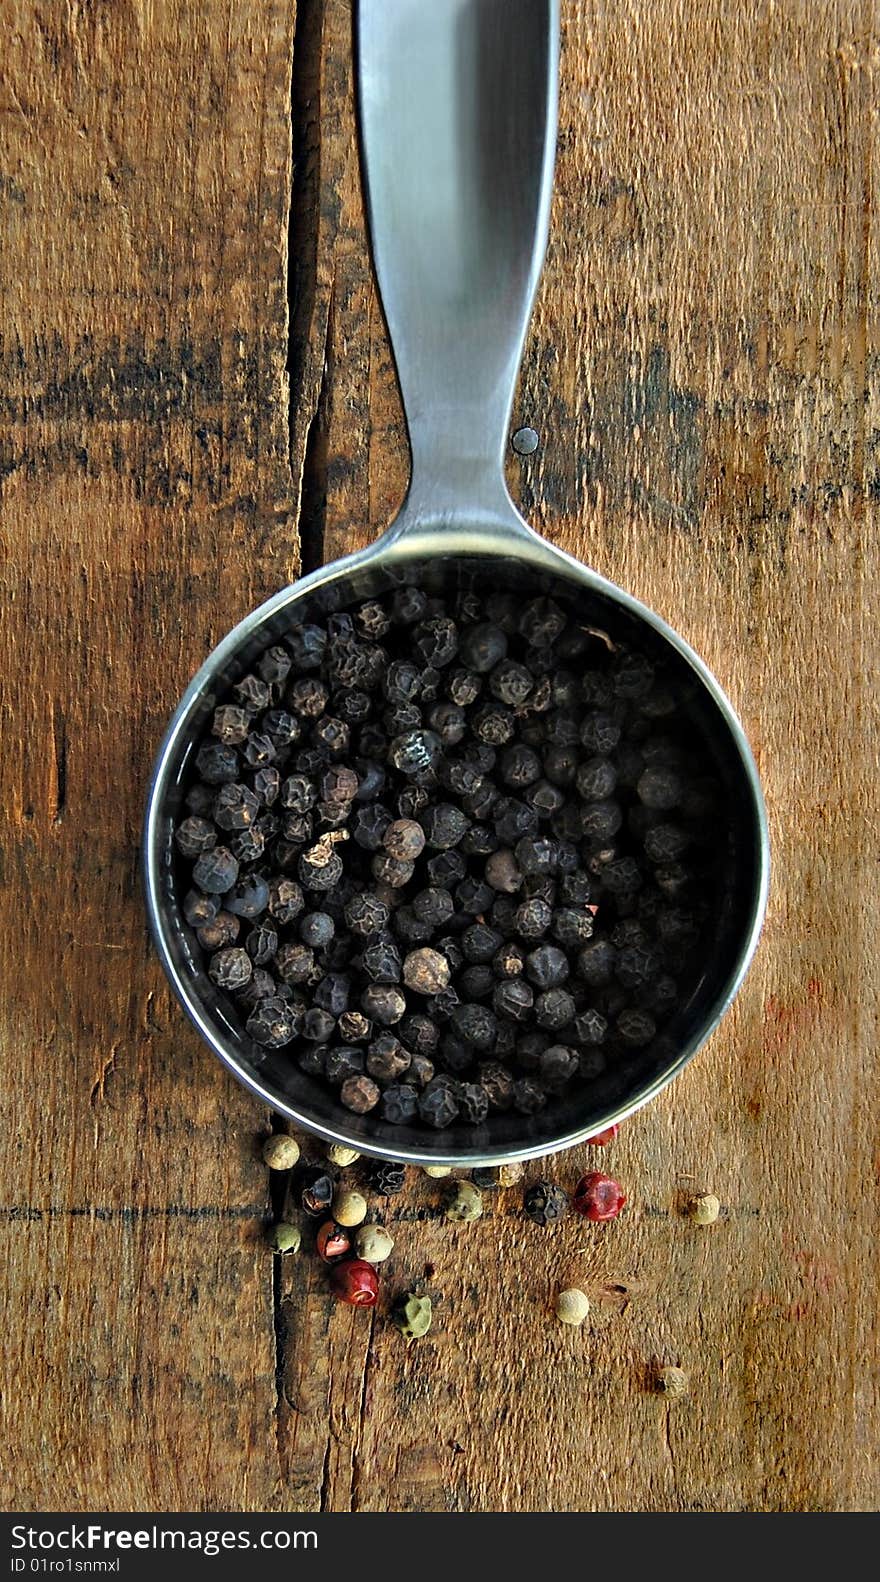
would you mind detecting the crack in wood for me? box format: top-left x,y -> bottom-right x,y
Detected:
89,1043 -> 119,1109
0,1204 -> 270,1221
298,282 -> 335,574
49,700 -> 67,823
288,0 -> 331,572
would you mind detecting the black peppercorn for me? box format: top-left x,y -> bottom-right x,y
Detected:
493,979 -> 534,1021
390,728 -> 442,777
208,946 -> 252,990
380,1083 -> 419,1124
365,1159 -> 407,1195
472,702 -> 514,745
459,964 -> 494,1000
197,911 -> 240,952
450,1002 -> 496,1050
399,1013 -> 439,1055
418,1078 -> 459,1129
212,704 -> 251,745
246,997 -> 301,1048
457,923 -> 500,965
196,743 -> 240,785
479,1061 -> 515,1110
573,1008 -> 608,1045
175,816 -> 218,858
192,846 -> 239,895
325,1046 -> 366,1086
225,875 -> 270,919
534,988 -> 575,1030
230,826 -> 266,865
361,984 -> 406,1025
523,1180 -> 568,1225
183,888 -> 219,928
459,622 -> 507,673
457,1083 -> 489,1125
525,944 -> 569,989
246,920 -> 278,965
344,892 -> 390,937
538,1044 -> 579,1091
242,732 -> 278,769
300,1005 -> 334,1043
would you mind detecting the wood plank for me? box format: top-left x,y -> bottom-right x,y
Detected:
313,0 -> 879,1511
1,0 -> 877,1514
0,0 -> 297,1510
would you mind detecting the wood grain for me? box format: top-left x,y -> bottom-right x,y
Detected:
1,0 -> 877,1513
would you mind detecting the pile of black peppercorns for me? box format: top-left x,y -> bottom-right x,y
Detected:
174,584 -> 722,1132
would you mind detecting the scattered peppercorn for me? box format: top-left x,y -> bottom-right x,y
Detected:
523,1181 -> 568,1226
300,1168 -> 335,1218
444,1180 -> 483,1222
654,1364 -> 689,1398
270,1222 -> 302,1256
327,1144 -> 361,1168
687,1191 -> 721,1224
354,1223 -> 395,1264
555,1288 -> 590,1326
572,1171 -> 627,1222
496,1161 -> 524,1187
332,1188 -> 368,1227
583,1124 -> 619,1145
391,1291 -> 433,1340
261,1134 -> 301,1171
316,1220 -> 352,1263
365,1160 -> 407,1196
329,1258 -> 379,1307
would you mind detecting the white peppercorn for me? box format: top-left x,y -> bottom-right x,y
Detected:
261,1134 -> 301,1171
332,1188 -> 368,1227
327,1144 -> 361,1168
555,1288 -> 590,1326
687,1191 -> 721,1225
496,1161 -> 524,1187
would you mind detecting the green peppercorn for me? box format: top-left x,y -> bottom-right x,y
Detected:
445,1180 -> 483,1222
392,1292 -> 433,1340
270,1222 -> 301,1255
354,1223 -> 395,1264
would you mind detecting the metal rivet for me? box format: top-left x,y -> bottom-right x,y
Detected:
511,427 -> 539,456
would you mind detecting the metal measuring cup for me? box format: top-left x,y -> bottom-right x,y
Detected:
144,0 -> 769,1166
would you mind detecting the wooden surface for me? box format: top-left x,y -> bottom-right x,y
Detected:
1,0 -> 877,1513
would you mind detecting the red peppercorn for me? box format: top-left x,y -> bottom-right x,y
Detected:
583,1124 -> 619,1146
316,1221 -> 351,1264
572,1170 -> 627,1222
329,1258 -> 380,1307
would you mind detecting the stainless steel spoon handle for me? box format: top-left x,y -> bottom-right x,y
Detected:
357,0 -> 560,524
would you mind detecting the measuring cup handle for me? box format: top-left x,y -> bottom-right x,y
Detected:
356,0 -> 560,521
